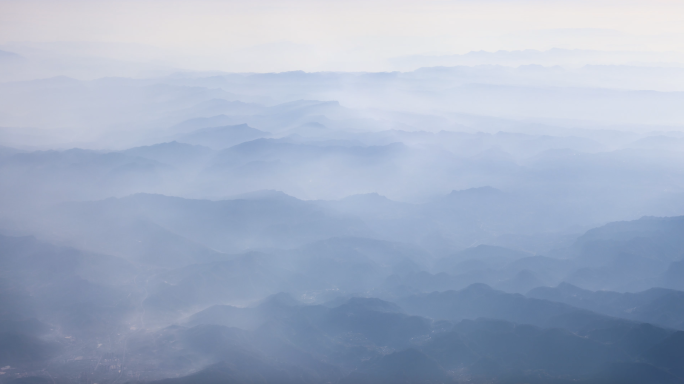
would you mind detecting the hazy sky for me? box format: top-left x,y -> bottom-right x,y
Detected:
1,0 -> 684,71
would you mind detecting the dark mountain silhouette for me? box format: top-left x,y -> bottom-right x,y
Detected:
529,283 -> 684,330
643,331 -> 684,379
117,289 -> 682,384
36,193 -> 369,258
569,216 -> 684,265
123,141 -> 213,167
340,348 -> 451,384
398,283 -> 632,331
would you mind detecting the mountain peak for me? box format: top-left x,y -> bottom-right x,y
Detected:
227,190 -> 298,201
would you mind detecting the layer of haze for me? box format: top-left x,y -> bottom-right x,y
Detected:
3,1 -> 684,384
2,0 -> 684,74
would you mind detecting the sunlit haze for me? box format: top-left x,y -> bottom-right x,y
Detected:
2,0 -> 684,73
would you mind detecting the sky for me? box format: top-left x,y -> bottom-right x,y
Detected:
1,0 -> 684,72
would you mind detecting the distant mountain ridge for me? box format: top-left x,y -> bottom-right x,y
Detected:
177,124 -> 270,149
528,283 -> 684,330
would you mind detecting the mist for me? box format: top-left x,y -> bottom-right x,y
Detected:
2,1 -> 684,384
